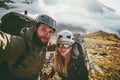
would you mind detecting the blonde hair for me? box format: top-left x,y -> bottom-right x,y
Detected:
53,48 -> 71,74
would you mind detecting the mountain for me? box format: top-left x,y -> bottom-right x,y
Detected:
44,0 -> 120,38
73,0 -> 115,13
83,31 -> 120,80
84,31 -> 120,40
0,1 -> 9,9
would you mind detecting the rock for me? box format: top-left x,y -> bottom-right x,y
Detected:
0,1 -> 9,9
1,12 -> 35,35
22,0 -> 33,4
99,52 -> 108,57
2,0 -> 14,3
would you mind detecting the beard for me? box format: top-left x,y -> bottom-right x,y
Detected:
39,36 -> 49,44
33,32 -> 48,46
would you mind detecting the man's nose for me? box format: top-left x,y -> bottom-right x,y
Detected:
44,32 -> 50,36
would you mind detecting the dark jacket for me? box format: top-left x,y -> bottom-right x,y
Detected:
0,27 -> 55,80
58,54 -> 88,80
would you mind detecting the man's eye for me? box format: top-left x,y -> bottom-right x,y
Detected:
49,30 -> 53,34
41,28 -> 45,31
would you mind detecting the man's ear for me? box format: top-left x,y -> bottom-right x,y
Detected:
32,25 -> 37,32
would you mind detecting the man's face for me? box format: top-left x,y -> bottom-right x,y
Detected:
36,24 -> 54,44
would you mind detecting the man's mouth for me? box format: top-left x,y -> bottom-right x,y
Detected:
41,37 -> 49,43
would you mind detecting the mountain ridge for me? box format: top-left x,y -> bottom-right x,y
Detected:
83,30 -> 120,80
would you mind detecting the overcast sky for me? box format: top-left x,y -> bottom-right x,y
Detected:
1,0 -> 120,37
98,0 -> 120,14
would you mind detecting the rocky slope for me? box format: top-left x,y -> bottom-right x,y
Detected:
84,31 -> 120,80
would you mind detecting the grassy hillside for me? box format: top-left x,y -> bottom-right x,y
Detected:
84,31 -> 120,80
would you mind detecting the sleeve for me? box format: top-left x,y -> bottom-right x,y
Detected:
40,67 -> 55,80
49,67 -> 55,78
0,31 -> 11,50
0,31 -> 26,65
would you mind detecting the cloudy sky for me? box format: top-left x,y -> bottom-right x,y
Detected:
99,0 -> 120,14
36,0 -> 120,34
0,0 -> 120,37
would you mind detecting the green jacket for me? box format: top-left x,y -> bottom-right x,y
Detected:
0,27 -> 55,80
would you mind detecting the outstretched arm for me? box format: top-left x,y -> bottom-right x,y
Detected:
0,31 -> 26,64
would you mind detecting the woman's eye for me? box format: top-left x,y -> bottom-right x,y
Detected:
41,28 -> 44,30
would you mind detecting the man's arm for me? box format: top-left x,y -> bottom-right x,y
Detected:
0,31 -> 26,65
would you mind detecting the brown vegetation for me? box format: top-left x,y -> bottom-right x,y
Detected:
84,31 -> 120,80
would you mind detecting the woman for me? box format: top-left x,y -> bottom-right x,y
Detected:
51,30 -> 89,80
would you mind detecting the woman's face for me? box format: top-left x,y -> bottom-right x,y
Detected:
57,43 -> 72,57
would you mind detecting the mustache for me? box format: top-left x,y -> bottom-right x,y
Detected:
40,36 -> 49,40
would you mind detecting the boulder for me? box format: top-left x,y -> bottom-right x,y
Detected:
0,1 -> 9,9
2,0 -> 14,3
1,12 -> 35,35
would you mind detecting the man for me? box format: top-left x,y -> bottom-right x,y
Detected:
0,14 -> 56,80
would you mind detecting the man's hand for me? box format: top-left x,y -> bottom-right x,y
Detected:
0,32 -> 11,50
